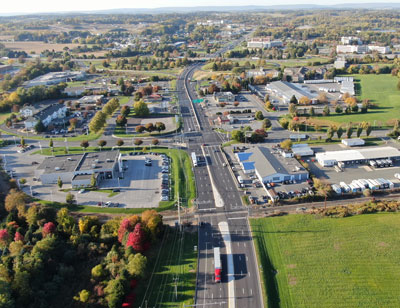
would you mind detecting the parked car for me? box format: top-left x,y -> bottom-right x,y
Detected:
160,195 -> 169,201
161,169 -> 169,173
78,189 -> 85,194
31,161 -> 39,165
112,188 -> 120,192
145,162 -> 152,166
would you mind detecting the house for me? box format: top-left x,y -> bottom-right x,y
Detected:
23,104 -> 68,130
284,67 -> 308,83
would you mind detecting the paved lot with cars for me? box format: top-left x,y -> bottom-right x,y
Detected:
0,144 -> 171,208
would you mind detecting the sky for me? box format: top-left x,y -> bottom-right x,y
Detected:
1,0 -> 400,15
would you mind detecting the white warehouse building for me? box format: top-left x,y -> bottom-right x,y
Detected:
316,146 -> 400,167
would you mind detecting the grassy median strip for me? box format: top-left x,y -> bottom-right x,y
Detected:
250,213 -> 400,308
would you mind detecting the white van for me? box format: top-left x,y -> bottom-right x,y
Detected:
238,176 -> 244,184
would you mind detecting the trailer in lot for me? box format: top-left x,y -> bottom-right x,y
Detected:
214,247 -> 222,283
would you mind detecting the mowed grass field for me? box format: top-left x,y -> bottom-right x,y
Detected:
319,74 -> 400,125
134,227 -> 198,308
250,213 -> 400,308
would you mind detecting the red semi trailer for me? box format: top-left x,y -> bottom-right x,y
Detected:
214,247 -> 222,283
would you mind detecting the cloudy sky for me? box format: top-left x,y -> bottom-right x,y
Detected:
1,0 -> 399,14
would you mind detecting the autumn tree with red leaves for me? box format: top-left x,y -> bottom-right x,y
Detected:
126,223 -> 145,252
42,222 -> 56,237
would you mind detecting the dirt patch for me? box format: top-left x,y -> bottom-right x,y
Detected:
378,242 -> 389,247
334,242 -> 341,250
1,41 -> 81,54
287,264 -> 297,269
288,274 -> 297,285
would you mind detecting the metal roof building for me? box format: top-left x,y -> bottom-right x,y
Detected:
265,81 -> 317,104
316,146 -> 400,167
238,147 -> 308,183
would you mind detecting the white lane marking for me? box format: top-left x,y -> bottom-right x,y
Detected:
218,221 -> 235,308
204,241 -> 208,304
251,289 -> 253,296
244,243 -> 247,248
239,256 -> 241,261
242,288 -> 245,294
227,217 -> 247,220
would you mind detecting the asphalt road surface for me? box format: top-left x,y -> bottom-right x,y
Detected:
177,63 -> 264,308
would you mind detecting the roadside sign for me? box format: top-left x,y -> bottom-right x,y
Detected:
192,99 -> 204,104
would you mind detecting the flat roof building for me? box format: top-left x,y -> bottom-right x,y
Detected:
36,150 -> 122,187
316,146 -> 400,167
265,81 -> 317,104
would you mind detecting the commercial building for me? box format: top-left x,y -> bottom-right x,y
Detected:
341,138 -> 365,147
336,44 -> 390,54
341,36 -> 362,45
292,144 -> 314,157
236,147 -> 308,183
316,146 -> 400,167
265,81 -> 317,104
214,92 -> 235,103
24,71 -> 86,88
247,37 -> 283,49
36,150 -> 122,187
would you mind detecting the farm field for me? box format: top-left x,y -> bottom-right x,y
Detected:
134,227 -> 198,308
250,213 -> 400,308
318,74 -> 400,126
1,41 -> 81,54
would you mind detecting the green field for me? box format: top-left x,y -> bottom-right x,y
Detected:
33,146 -> 196,211
134,227 -> 198,308
251,213 -> 400,308
319,74 -> 400,125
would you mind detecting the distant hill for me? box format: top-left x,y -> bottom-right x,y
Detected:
3,3 -> 400,17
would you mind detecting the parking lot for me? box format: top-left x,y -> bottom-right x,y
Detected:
0,144 -> 172,209
308,158 -> 400,187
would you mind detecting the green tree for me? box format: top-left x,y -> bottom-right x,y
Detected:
253,110 -> 263,120
288,103 -> 297,115
56,207 -> 75,234
356,125 -> 363,137
115,115 -> 127,127
127,253 -> 147,278
57,177 -> 63,189
98,139 -> 107,150
34,119 -> 45,133
90,174 -> 97,188
155,122 -> 166,133
134,139 -> 143,146
116,139 -> 124,147
346,126 -> 353,138
309,107 -> 315,116
49,138 -> 53,148
231,130 -> 244,142
120,105 -> 130,117
262,118 -> 271,130
78,289 -> 90,303
104,278 -> 126,308
280,139 -> 293,150
337,126 -> 344,139
133,100 -> 149,117
20,137 -> 25,147
335,105 -> 343,114
313,178 -> 332,209
66,192 -> 75,205
323,105 -> 330,116
80,140 -> 89,151
91,264 -> 106,279
290,95 -> 298,104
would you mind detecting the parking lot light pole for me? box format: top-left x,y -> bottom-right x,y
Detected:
30,185 -> 33,197
39,142 -> 43,154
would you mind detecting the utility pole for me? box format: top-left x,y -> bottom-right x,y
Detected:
173,277 -> 179,300
177,193 -> 182,231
